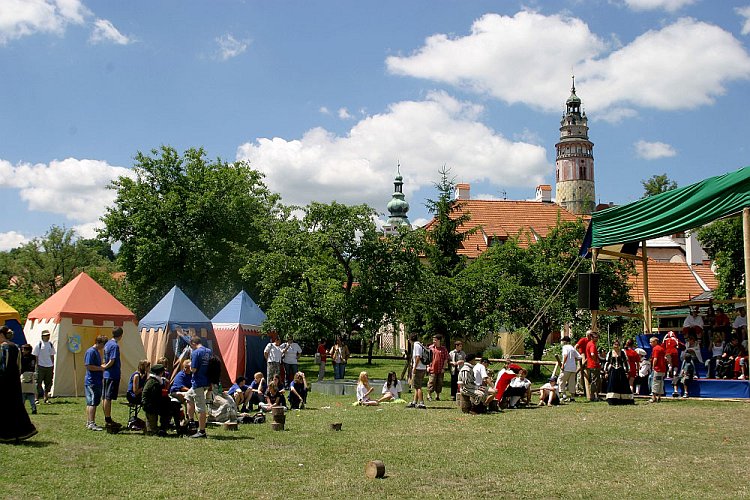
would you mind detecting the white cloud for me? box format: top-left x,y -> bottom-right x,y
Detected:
0,231 -> 29,251
386,12 -> 750,119
89,18 -> 130,45
623,0 -> 696,12
236,91 -> 549,210
411,217 -> 430,229
215,34 -> 249,61
738,6 -> 750,35
319,106 -> 330,115
0,0 -> 90,44
634,140 -> 677,159
0,157 -> 133,224
338,107 -> 352,120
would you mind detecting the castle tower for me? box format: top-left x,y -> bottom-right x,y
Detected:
383,165 -> 411,235
555,77 -> 595,215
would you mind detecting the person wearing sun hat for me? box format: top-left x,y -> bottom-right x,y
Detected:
538,375 -> 560,406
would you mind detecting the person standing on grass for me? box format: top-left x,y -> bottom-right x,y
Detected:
329,336 -> 350,380
84,335 -> 107,431
102,327 -> 124,431
20,344 -> 37,415
264,337 -> 283,382
649,336 -> 666,403
426,334 -> 449,401
186,336 -> 212,438
407,334 -> 427,409
575,331 -> 591,396
558,336 -> 580,402
281,336 -> 302,389
624,339 -> 641,394
584,331 -> 601,401
448,340 -> 466,401
32,330 -> 55,405
0,326 -> 37,443
316,339 -> 327,382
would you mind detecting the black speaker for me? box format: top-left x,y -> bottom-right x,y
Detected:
577,273 -> 600,310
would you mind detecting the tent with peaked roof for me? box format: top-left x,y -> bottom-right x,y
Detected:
24,272 -> 145,397
0,296 -> 25,345
212,290 -> 270,381
138,286 -> 227,383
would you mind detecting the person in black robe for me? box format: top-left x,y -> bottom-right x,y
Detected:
0,326 -> 38,443
605,339 -> 634,405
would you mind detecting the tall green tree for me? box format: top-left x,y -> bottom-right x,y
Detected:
100,146 -> 280,317
248,201 -> 423,360
697,217 -> 744,299
641,173 -> 677,198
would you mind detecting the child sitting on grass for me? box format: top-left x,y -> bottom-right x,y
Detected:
538,375 -> 560,406
289,371 -> 308,409
356,371 -> 379,406
260,381 -> 286,411
378,371 -> 403,402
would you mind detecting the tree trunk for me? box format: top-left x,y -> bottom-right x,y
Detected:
367,337 -> 375,365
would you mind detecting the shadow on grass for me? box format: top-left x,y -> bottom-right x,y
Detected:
7,439 -> 56,448
208,434 -> 255,441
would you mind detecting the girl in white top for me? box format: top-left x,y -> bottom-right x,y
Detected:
378,371 -> 403,402
356,371 -> 379,406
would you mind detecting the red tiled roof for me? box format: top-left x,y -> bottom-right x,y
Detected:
424,200 -> 580,258
628,260 -> 717,304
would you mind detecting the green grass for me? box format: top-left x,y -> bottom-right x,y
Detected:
1,391 -> 749,499
298,355 -> 408,381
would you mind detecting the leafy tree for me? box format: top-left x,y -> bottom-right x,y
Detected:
456,218 -> 632,374
1,226 -> 113,319
641,173 -> 677,198
100,146 -> 281,317
248,202 -> 423,361
697,217 -> 744,299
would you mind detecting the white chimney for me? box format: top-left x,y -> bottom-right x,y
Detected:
455,183 -> 470,200
535,184 -> 552,203
686,230 -> 706,265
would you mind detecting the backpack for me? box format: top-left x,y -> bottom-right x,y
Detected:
416,342 -> 432,367
206,354 -> 222,385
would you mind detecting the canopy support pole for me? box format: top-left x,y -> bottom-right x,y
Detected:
744,208 -> 750,358
642,241 -> 652,333
591,248 -> 599,333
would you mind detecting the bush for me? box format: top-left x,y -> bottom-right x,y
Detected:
482,345 -> 504,360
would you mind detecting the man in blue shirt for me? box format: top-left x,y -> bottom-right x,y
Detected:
84,335 -> 108,431
186,336 -> 212,438
101,327 -> 124,431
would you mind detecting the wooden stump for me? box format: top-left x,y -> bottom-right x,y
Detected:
273,414 -> 286,425
458,393 -> 471,414
271,422 -> 284,431
365,460 -> 385,479
271,406 -> 286,417
330,422 -> 342,431
223,422 -> 239,431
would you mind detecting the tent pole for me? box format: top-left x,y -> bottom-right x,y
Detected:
743,208 -> 750,358
591,248 -> 599,333
642,240 -> 652,333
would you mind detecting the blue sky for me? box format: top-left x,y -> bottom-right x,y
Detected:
2,0 -> 750,249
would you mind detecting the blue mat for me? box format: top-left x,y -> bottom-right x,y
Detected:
665,377 -> 749,399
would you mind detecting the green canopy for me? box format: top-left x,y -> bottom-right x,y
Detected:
589,166 -> 750,249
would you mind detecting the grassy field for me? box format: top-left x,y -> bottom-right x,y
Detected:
1,385 -> 749,499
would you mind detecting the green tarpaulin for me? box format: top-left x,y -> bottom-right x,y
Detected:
589,166 -> 750,249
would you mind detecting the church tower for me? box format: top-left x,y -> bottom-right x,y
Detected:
555,77 -> 595,215
383,165 -> 411,235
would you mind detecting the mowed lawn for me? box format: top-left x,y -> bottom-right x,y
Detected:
1,386 -> 749,500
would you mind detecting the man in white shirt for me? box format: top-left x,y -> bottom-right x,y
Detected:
263,337 -> 283,383
472,358 -> 498,398
559,336 -> 581,402
280,337 -> 302,389
407,333 -> 427,409
682,308 -> 705,343
732,306 -> 747,338
32,330 -> 55,404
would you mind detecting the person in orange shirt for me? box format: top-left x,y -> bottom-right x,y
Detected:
584,332 -> 601,401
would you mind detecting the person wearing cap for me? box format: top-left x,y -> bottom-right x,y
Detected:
32,330 -> 55,405
559,336 -> 580,402
448,340 -> 466,401
84,335 -> 108,431
102,327 -> 125,431
584,331 -> 601,401
187,336 -> 212,438
538,375 -> 560,406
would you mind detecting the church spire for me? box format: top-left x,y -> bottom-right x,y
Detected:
384,163 -> 411,233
